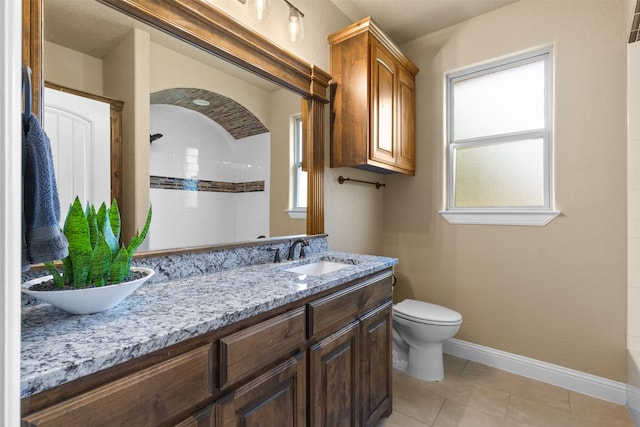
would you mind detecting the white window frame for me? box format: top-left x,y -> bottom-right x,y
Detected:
439,48 -> 560,226
286,114 -> 306,219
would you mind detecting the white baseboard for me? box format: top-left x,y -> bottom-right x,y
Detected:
628,384 -> 640,426
631,408 -> 640,427
443,338 -> 628,405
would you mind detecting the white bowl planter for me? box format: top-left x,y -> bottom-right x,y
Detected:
22,267 -> 154,315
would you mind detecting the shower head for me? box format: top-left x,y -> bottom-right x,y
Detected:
150,133 -> 163,143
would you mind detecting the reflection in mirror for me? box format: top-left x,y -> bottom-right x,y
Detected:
42,0 -> 306,251
43,84 -> 112,215
149,89 -> 270,249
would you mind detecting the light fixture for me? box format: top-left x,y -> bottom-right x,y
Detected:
238,0 -> 304,43
248,0 -> 272,21
285,0 -> 304,43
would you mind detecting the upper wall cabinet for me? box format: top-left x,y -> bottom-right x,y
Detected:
329,17 -> 419,175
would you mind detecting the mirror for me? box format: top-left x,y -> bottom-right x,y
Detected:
23,0 -> 328,254
44,0 -> 301,250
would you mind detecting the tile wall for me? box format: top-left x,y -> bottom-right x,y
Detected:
147,104 -> 270,250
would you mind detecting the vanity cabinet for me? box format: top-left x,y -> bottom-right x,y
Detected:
21,344 -> 217,426
359,301 -> 393,427
215,307 -> 307,426
21,270 -> 393,427
219,307 -> 306,389
308,271 -> 393,427
309,322 -> 360,426
216,352 -> 307,426
329,17 -> 419,175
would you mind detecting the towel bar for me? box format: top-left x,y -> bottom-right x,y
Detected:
338,176 -> 385,189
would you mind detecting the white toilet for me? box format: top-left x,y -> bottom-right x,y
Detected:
392,299 -> 462,382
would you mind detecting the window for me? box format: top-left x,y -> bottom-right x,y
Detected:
440,48 -> 559,226
287,115 -> 307,219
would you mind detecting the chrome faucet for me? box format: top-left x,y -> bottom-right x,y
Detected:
287,239 -> 309,260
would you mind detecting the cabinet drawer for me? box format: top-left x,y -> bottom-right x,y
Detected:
308,270 -> 393,339
22,344 -> 215,427
220,307 -> 306,388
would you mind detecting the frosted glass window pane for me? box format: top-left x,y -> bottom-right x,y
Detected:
293,116 -> 307,208
297,169 -> 307,208
454,139 -> 544,207
453,60 -> 545,140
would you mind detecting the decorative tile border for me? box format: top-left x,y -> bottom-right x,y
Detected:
631,0 -> 640,44
150,175 -> 264,193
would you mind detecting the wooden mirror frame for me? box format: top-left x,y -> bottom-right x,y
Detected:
22,0 -> 327,241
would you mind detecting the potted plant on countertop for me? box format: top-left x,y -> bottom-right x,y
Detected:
22,197 -> 154,315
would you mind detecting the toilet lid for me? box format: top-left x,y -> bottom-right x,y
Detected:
394,299 -> 462,325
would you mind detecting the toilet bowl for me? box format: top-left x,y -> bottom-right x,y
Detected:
392,299 -> 462,382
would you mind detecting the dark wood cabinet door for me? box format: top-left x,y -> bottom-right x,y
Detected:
174,403 -> 217,427
309,321 -> 360,427
215,352 -> 306,427
396,65 -> 416,174
370,41 -> 397,167
360,301 -> 393,427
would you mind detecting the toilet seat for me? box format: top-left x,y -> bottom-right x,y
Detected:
394,299 -> 462,326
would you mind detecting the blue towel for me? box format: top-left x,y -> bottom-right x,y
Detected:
22,112 -> 68,271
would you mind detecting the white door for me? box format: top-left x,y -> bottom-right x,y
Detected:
44,87 -> 110,215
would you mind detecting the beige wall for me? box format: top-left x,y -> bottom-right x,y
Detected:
149,43 -> 272,127
629,39 -> 640,386
44,41 -> 103,95
384,0 -> 630,381
269,89 -> 306,237
324,164 -> 386,254
211,0 -> 344,72
102,28 -> 150,243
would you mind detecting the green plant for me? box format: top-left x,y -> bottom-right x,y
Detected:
44,197 -> 152,289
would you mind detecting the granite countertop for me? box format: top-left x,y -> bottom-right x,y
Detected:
21,251 -> 397,399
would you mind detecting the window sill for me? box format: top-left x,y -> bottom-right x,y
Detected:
438,210 -> 560,226
286,209 -> 307,220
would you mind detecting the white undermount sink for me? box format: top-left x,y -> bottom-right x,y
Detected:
284,261 -> 351,276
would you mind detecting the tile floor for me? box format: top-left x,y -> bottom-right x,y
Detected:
377,354 -> 634,427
